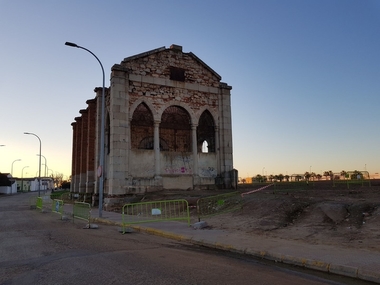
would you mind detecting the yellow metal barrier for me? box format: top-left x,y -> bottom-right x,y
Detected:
122,199 -> 190,234
73,202 -> 91,226
52,199 -> 64,219
196,192 -> 243,221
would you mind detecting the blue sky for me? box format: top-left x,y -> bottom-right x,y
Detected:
1,0 -> 379,180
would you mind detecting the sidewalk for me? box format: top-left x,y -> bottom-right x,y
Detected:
64,204 -> 380,284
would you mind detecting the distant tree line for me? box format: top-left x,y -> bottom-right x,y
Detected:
239,170 -> 365,183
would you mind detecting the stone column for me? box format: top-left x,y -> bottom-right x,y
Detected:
154,121 -> 161,177
218,83 -> 233,188
74,116 -> 82,193
70,122 -> 77,193
215,126 -> 220,174
79,109 -> 88,193
86,99 -> 96,194
107,66 -> 129,195
94,87 -> 104,195
191,124 -> 198,175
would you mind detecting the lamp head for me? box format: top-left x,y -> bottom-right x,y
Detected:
65,42 -> 78,48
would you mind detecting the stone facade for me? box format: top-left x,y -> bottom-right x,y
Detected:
71,45 -> 236,206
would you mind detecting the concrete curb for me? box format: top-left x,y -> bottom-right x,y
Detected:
91,218 -> 380,284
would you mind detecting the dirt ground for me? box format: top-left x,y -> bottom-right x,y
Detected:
141,180 -> 380,252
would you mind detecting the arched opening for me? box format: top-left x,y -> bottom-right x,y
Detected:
197,110 -> 215,153
201,140 -> 209,153
131,103 -> 154,150
160,106 -> 191,152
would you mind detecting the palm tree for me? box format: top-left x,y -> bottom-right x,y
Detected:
323,171 -> 332,180
316,174 -> 322,180
284,175 -> 290,182
340,170 -> 347,180
304,172 -> 311,182
352,170 -> 363,180
254,174 -> 262,182
278,174 -> 284,182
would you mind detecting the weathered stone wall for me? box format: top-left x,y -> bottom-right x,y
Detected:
71,44 -> 234,203
129,150 -> 155,177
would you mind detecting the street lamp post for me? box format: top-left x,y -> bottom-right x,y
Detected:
11,159 -> 21,176
37,154 -> 47,176
24,132 -> 42,197
21,166 -> 29,192
65,41 -> 105,218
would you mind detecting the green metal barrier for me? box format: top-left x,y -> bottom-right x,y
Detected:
36,197 -> 43,210
34,195 -> 51,211
52,199 -> 64,219
60,192 -> 72,203
196,191 -> 243,221
122,199 -> 190,234
77,193 -> 92,203
273,181 -> 313,191
60,192 -> 92,204
73,202 -> 91,226
50,192 -> 63,200
333,179 -> 371,189
30,196 -> 38,209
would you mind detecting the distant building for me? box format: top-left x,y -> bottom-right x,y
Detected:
0,173 -> 53,194
0,173 -> 16,194
16,177 -> 54,192
70,45 -> 236,207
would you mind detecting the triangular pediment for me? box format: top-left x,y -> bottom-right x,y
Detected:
113,44 -> 222,82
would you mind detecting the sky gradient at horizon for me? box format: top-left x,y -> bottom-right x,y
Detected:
1,0 -> 379,180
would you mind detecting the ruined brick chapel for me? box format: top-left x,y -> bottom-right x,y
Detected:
71,44 -> 236,206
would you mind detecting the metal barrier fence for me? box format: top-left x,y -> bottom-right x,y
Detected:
36,197 -> 43,210
60,192 -> 71,203
42,195 -> 53,211
77,193 -> 92,203
333,179 -> 371,189
34,195 -> 53,212
196,191 -> 243,221
122,199 -> 190,234
50,193 -> 63,200
73,202 -> 91,226
273,181 -> 315,190
59,192 -> 92,204
30,196 -> 38,209
52,199 -> 64,219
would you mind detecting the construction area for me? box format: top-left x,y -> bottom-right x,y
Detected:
135,179 -> 380,252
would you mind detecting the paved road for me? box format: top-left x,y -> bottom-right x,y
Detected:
0,193 -> 374,285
